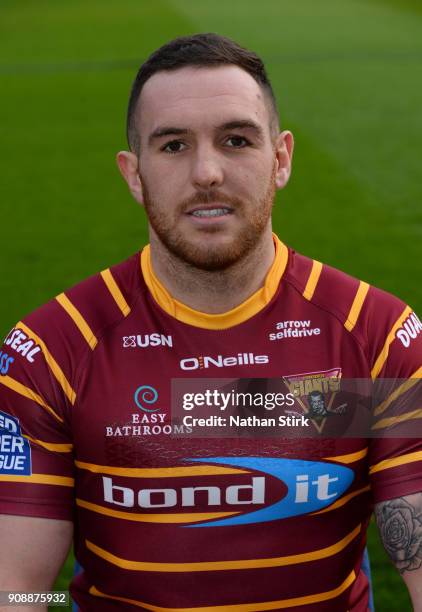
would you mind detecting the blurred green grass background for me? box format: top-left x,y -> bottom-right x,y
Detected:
1,0 -> 421,609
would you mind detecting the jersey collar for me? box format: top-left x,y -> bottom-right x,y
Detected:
140,234 -> 288,330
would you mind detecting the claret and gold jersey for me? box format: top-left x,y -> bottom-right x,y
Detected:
0,235 -> 421,611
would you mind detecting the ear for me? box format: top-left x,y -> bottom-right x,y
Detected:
274,130 -> 294,190
116,150 -> 144,205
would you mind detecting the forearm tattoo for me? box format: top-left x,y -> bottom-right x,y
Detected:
375,495 -> 422,574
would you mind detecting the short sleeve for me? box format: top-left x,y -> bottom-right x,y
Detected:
368,307 -> 422,503
0,316 -> 75,520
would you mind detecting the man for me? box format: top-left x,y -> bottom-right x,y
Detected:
0,33 -> 421,611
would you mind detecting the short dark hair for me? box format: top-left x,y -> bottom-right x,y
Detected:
126,33 -> 279,152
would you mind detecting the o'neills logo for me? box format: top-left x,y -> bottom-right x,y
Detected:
180,353 -> 269,371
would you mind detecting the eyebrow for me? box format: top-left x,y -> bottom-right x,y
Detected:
219,120 -> 264,137
148,119 -> 264,146
148,127 -> 189,145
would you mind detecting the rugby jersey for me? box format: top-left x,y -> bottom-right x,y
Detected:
0,234 -> 421,611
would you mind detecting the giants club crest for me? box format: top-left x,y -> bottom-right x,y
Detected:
283,368 -> 345,433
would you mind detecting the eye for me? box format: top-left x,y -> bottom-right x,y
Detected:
162,140 -> 187,154
225,135 -> 250,148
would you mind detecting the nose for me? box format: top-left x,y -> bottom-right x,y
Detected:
190,145 -> 224,191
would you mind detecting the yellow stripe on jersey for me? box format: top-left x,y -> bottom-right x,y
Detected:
371,305 -> 412,379
56,293 -> 97,350
17,321 -> 76,405
264,235 -> 289,301
89,571 -> 356,610
344,281 -> 370,332
100,269 -> 131,316
24,435 -> 73,453
0,375 -> 63,423
85,524 -> 360,572
75,461 -> 248,478
140,234 -> 289,330
77,499 -> 238,523
302,260 -> 322,301
311,486 -> 371,515
325,447 -> 368,464
372,408 -> 422,431
0,473 -> 74,486
374,367 -> 422,417
369,450 -> 422,475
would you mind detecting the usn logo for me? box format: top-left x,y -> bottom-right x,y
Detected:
123,334 -> 173,348
102,457 -> 354,527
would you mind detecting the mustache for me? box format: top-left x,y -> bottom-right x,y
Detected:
179,190 -> 243,212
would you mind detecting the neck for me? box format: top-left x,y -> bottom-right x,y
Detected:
148,228 -> 276,314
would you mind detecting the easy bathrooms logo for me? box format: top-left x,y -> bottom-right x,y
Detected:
134,385 -> 160,413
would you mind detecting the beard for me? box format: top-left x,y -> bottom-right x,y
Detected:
140,165 -> 276,272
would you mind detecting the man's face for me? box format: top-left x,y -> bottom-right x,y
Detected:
123,65 -> 292,270
309,392 -> 326,416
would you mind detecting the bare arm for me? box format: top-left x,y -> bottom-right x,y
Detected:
375,492 -> 422,611
0,515 -> 73,612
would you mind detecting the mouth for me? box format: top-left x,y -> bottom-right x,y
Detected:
186,205 -> 234,219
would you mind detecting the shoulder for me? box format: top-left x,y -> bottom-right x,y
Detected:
284,247 -> 421,377
4,251 -> 142,378
53,251 -> 142,346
